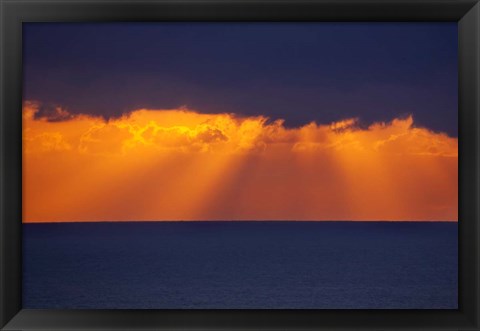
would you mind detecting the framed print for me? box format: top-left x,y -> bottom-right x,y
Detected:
1,0 -> 479,330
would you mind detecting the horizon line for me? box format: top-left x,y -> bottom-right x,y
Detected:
23,219 -> 459,224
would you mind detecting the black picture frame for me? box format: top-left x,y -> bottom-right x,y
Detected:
1,0 -> 479,330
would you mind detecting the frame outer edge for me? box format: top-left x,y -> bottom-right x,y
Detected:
0,0 -> 7,328
1,0 -> 23,329
459,1 -> 480,330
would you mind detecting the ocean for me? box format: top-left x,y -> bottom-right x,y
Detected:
22,221 -> 458,309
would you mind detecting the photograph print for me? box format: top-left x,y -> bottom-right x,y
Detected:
22,22 -> 458,309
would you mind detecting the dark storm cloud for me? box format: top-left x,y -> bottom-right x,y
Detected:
23,22 -> 458,136
32,102 -> 75,122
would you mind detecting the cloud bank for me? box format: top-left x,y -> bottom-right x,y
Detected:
23,101 -> 457,222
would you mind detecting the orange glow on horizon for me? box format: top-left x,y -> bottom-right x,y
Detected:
22,101 -> 458,222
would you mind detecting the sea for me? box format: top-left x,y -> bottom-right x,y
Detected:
22,221 -> 458,309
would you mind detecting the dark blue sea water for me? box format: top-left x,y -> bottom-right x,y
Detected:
23,221 -> 457,309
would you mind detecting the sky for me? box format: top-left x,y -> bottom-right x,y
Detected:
22,23 -> 458,222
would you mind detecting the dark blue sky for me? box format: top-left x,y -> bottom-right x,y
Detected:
23,22 -> 458,136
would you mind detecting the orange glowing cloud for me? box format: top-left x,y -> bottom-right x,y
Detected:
22,101 -> 457,222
